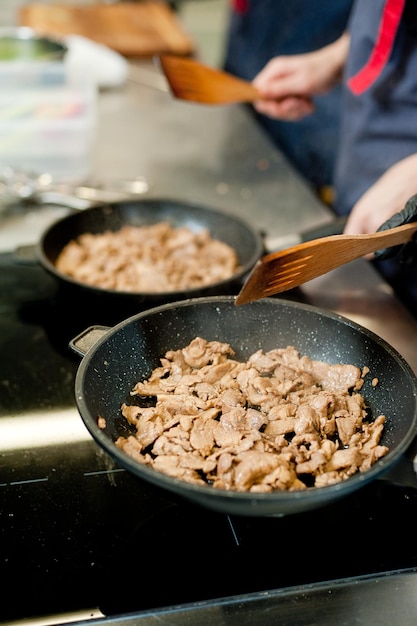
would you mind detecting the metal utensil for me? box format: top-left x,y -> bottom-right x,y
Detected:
264,215 -> 348,252
158,54 -> 261,104
235,221 -> 417,305
0,167 -> 149,210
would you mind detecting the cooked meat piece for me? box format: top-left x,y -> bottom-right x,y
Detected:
153,454 -> 206,485
233,450 -> 281,491
189,416 -> 217,456
217,388 -> 246,411
302,357 -> 364,393
116,339 -> 389,492
182,337 -> 235,368
336,414 -> 360,446
116,434 -> 147,460
264,417 -> 297,437
294,405 -> 321,436
296,450 -> 329,475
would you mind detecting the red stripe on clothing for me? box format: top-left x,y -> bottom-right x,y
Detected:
231,0 -> 249,14
348,0 -> 405,95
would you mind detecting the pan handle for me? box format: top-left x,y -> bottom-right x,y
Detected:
264,215 -> 348,253
13,244 -> 37,265
69,325 -> 110,357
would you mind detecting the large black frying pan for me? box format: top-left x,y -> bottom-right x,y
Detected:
37,199 -> 264,306
70,296 -> 417,517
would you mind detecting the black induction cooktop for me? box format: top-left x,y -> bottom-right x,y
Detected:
1,249 -> 417,625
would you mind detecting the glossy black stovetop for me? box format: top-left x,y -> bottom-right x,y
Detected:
1,250 -> 417,624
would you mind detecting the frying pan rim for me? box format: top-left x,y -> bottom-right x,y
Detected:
37,198 -> 264,298
73,295 -> 417,509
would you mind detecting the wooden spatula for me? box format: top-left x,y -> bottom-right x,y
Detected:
235,221 -> 417,305
158,54 -> 261,104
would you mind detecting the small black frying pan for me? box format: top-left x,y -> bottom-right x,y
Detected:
36,198 -> 264,306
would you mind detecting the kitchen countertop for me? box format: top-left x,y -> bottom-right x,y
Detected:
2,59 -> 417,626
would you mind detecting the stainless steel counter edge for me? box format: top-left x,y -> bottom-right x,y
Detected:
14,568 -> 417,626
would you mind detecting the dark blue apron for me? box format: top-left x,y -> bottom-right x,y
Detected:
223,0 -> 353,188
334,0 -> 417,315
335,0 -> 417,215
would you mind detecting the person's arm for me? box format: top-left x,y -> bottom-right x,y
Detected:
344,153 -> 417,235
252,32 -> 350,120
341,154 -> 417,262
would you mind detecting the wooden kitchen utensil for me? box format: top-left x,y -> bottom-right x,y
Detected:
235,221 -> 417,305
19,2 -> 195,57
158,54 -> 261,104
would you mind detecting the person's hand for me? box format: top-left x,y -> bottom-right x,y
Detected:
374,194 -> 417,264
252,33 -> 349,121
253,58 -> 315,120
344,154 -> 417,234
342,153 -> 417,262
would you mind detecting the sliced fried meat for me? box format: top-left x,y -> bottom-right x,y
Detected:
116,339 -> 389,492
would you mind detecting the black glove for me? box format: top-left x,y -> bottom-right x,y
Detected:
373,193 -> 417,266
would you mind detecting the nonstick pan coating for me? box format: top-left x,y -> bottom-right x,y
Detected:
72,296 -> 417,517
38,199 -> 264,306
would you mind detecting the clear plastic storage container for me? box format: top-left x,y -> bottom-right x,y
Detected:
0,59 -> 96,181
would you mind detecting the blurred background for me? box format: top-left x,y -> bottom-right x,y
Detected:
0,0 -> 229,66
0,0 -> 230,182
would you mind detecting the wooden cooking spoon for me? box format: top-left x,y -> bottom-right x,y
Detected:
235,221 -> 417,305
158,54 -> 261,104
